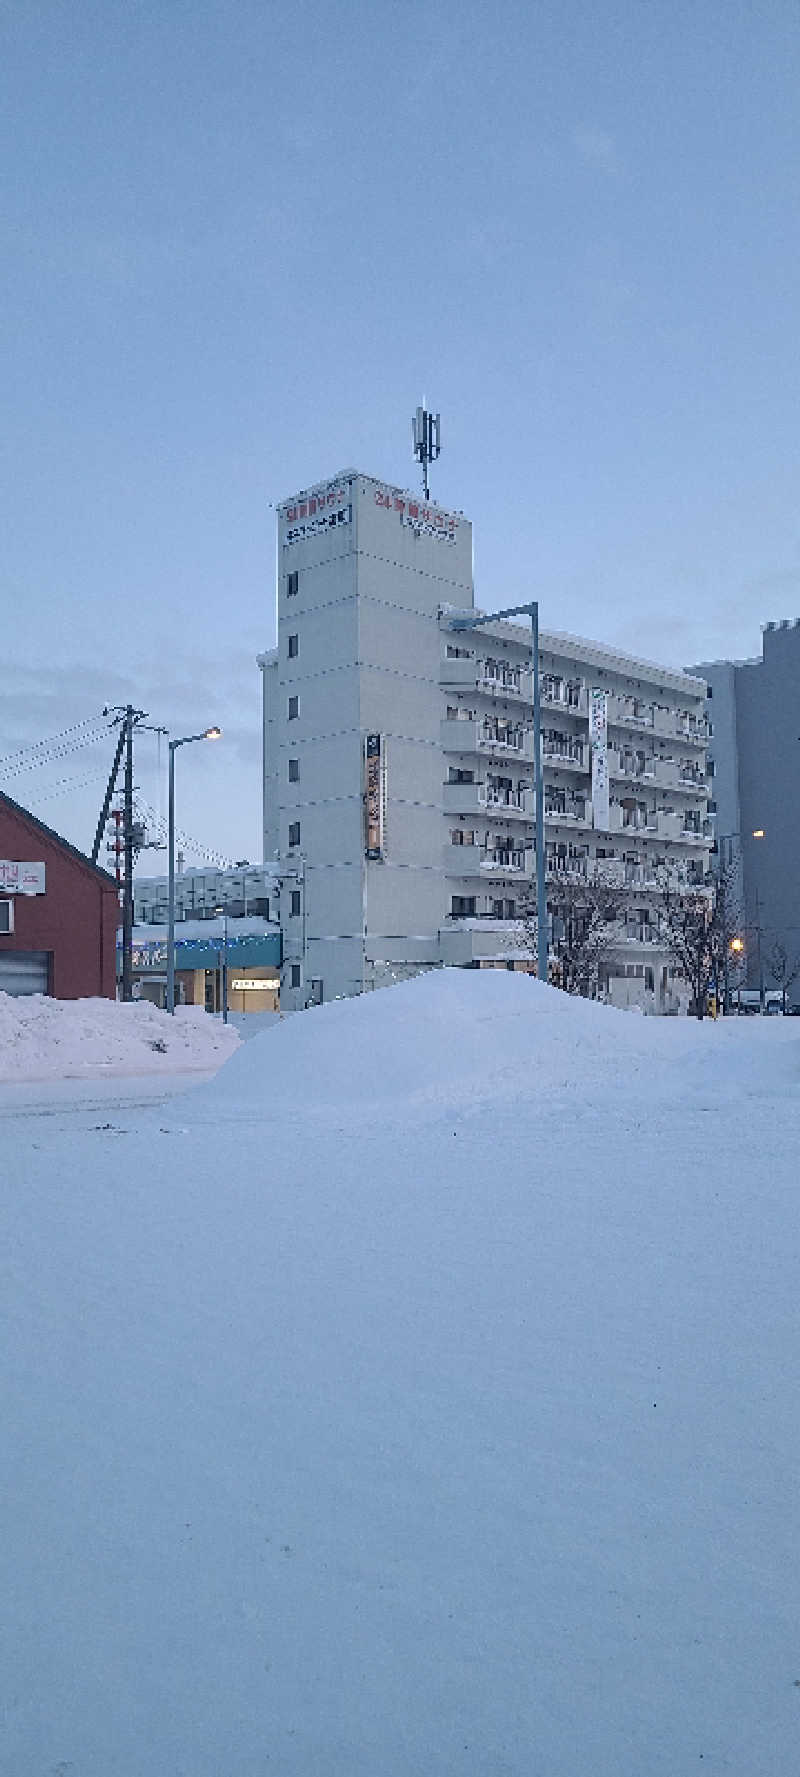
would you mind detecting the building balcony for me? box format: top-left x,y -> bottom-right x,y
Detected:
485,786 -> 533,818
440,657 -> 531,701
440,718 -> 534,761
445,845 -> 530,878
545,799 -> 592,827
607,695 -> 655,733
542,743 -> 588,773
541,685 -> 588,716
546,856 -> 589,882
652,706 -> 709,747
480,848 -> 528,875
609,757 -> 657,786
657,810 -> 714,844
442,781 -> 533,820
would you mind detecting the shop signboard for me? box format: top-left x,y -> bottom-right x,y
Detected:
0,860 -> 46,894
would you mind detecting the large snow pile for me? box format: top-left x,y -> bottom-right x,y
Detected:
0,990 -> 240,1080
2,971 -> 799,1776
201,965 -> 800,1123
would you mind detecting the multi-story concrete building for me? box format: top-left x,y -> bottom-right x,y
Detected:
260,469 -> 713,1012
134,863 -> 278,926
131,866 -> 281,1012
691,620 -> 800,1005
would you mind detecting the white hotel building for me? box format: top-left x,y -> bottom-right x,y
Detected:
259,471 -> 713,1012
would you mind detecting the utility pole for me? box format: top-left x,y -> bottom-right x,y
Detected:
121,706 -> 135,1001
97,704 -> 164,1000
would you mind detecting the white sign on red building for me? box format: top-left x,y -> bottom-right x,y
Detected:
0,860 -> 46,895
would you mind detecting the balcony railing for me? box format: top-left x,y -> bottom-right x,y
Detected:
545,801 -> 588,823
443,780 -> 532,818
543,740 -> 586,768
486,786 -> 528,810
480,848 -> 527,872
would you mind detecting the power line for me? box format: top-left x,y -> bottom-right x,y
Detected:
0,717 -> 113,780
134,795 -> 235,870
23,768 -> 108,803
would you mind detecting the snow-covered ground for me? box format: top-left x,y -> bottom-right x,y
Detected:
2,972 -> 799,1776
0,990 -> 240,1082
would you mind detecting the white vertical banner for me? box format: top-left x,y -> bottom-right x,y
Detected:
364,734 -> 384,859
589,689 -> 610,830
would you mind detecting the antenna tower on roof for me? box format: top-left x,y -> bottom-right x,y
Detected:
412,404 -> 441,500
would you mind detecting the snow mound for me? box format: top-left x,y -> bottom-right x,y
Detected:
202,967 -> 704,1121
3,968 -> 800,1773
0,992 -> 240,1081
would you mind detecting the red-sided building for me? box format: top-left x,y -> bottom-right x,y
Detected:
0,792 -> 118,998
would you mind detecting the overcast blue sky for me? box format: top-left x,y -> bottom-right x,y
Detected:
2,0 -> 799,864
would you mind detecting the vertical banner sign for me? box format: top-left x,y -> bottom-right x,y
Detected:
364,734 -> 384,859
589,690 -> 610,830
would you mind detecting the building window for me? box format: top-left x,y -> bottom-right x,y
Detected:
0,899 -> 13,934
287,571 -> 299,597
288,696 -> 298,719
290,890 -> 301,917
288,822 -> 300,847
290,964 -> 301,988
451,895 -> 476,918
288,634 -> 299,658
288,758 -> 299,781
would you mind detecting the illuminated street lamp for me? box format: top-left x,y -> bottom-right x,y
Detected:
717,829 -> 764,1011
167,727 -> 222,1014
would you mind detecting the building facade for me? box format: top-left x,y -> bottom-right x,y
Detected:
0,792 -> 118,997
132,865 -> 281,1010
691,620 -> 800,1005
134,863 -> 278,926
260,470 -> 713,1012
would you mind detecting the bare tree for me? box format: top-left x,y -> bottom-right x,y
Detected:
711,856 -> 745,1013
657,882 -> 715,1018
522,871 -> 623,998
767,940 -> 800,1014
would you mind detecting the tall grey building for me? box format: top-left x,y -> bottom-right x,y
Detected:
260,468 -> 713,1012
691,620 -> 800,1003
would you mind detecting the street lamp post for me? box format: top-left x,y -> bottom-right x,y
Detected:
214,905 -> 229,1023
729,934 -> 745,1012
167,727 -> 221,1014
450,601 -> 547,986
716,829 -> 764,1012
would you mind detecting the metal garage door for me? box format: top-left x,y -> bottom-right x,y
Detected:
0,951 -> 50,995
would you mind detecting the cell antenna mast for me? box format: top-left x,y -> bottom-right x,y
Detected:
412,405 -> 441,500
